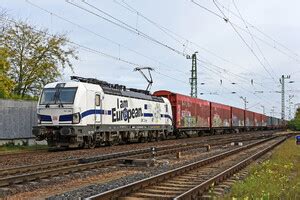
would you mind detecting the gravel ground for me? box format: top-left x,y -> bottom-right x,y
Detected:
2,167 -> 139,199
1,139 -> 263,199
48,138 -> 277,199
48,144 -> 241,199
0,131 -> 275,168
2,144 -> 230,199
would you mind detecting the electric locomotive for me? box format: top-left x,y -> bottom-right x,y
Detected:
32,76 -> 173,148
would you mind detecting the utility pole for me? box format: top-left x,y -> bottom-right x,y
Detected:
280,75 -> 290,120
288,95 -> 294,120
186,52 -> 198,98
271,106 -> 275,117
261,105 -> 265,115
240,96 -> 248,110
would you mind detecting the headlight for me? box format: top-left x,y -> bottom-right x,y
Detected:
72,113 -> 81,124
37,114 -> 41,124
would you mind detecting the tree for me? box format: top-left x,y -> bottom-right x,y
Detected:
0,21 -> 78,97
0,47 -> 14,98
288,108 -> 300,130
0,10 -> 14,98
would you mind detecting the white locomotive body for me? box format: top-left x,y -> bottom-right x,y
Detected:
33,76 -> 173,148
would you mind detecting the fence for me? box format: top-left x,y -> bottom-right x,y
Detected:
0,99 -> 37,140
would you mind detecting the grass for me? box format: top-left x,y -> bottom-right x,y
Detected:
0,143 -> 47,153
226,137 -> 300,199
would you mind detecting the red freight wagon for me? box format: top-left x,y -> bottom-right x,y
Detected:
262,114 -> 267,127
254,112 -> 262,127
232,107 -> 245,127
245,110 -> 254,127
153,90 -> 210,130
211,102 -> 231,128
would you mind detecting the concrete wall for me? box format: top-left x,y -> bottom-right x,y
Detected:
0,99 -> 37,140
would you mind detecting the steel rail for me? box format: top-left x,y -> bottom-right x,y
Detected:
174,137 -> 286,199
0,137 -> 253,187
0,135 -> 261,187
0,133 -> 267,178
85,136 -> 283,200
0,130 -> 276,158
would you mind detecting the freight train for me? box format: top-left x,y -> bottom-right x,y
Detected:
32,76 -> 285,148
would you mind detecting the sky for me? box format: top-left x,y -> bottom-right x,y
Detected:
1,0 -> 300,119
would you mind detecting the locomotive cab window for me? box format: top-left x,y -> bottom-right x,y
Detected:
165,104 -> 168,112
40,87 -> 77,105
95,94 -> 101,106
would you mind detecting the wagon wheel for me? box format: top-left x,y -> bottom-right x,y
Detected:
159,132 -> 167,140
138,136 -> 146,143
148,133 -> 153,142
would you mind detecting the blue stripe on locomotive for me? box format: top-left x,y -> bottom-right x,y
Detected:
39,110 -> 172,122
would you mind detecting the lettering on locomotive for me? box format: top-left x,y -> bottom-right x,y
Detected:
112,98 -> 143,123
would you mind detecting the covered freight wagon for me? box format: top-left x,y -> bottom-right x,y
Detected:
153,91 -> 211,132
245,110 -> 255,127
267,116 -> 272,127
262,114 -> 267,127
254,112 -> 262,127
210,102 -> 231,128
272,117 -> 279,127
231,107 -> 244,128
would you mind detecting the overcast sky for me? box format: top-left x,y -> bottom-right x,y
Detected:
2,0 -> 300,119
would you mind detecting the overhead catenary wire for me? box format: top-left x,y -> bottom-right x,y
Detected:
214,0 -> 300,60
211,0 -> 279,84
20,2 -> 283,113
67,0 -> 256,94
66,0 -> 186,57
74,0 -> 292,108
0,10 -> 236,105
72,0 -> 275,95
0,16 -> 193,92
114,0 -> 276,90
66,0 -> 280,111
231,0 -> 279,81
199,62 -> 279,109
114,0 -> 185,46
191,0 -> 300,64
83,0 -> 261,88
25,0 -> 190,77
24,0 -> 227,97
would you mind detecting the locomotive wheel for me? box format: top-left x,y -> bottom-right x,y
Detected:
84,137 -> 96,149
89,140 -> 96,149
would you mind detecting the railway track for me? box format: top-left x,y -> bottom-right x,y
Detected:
85,136 -> 286,200
0,133 -> 271,187
0,131 -> 276,159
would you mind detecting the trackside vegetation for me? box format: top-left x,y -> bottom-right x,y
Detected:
288,108 -> 300,131
226,137 -> 300,199
0,143 -> 47,153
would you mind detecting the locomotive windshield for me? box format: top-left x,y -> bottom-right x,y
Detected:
40,87 -> 77,105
